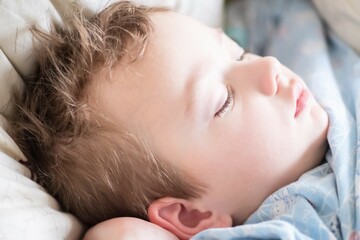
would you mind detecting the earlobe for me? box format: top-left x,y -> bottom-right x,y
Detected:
148,197 -> 232,240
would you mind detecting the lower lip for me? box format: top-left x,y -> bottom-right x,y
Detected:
295,88 -> 311,118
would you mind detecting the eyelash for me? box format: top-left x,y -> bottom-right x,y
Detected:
214,51 -> 246,118
215,86 -> 234,118
237,50 -> 248,61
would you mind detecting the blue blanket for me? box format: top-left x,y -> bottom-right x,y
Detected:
193,0 -> 360,239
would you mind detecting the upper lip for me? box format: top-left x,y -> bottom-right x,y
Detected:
293,80 -> 303,115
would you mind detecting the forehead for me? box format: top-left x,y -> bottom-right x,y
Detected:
91,11 -> 219,135
149,11 -> 220,63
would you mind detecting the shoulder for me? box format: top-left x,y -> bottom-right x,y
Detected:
83,217 -> 179,240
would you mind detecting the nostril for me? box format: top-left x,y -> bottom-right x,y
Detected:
268,57 -> 282,95
275,74 -> 280,94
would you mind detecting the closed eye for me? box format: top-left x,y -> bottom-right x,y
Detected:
215,86 -> 234,118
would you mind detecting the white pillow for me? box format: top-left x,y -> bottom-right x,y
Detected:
133,0 -> 224,28
0,0 -> 224,239
0,127 -> 84,240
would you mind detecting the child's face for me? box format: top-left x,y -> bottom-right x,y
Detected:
95,12 -> 329,223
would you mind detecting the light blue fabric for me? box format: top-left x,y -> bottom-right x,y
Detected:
192,0 -> 360,239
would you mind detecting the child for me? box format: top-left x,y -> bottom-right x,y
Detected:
13,0 -> 359,239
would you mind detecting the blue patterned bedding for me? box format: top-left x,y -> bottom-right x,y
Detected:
193,0 -> 360,239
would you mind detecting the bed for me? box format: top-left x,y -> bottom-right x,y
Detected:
0,0 -> 359,239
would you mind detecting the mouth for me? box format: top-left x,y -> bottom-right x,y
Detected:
294,81 -> 311,118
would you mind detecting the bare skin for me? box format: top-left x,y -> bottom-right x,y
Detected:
87,11 -> 329,240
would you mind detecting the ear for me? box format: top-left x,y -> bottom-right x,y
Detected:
148,197 -> 232,240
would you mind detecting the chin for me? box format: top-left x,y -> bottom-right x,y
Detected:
307,105 -> 329,169
312,97 -> 329,136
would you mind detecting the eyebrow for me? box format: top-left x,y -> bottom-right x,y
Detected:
184,29 -> 223,120
184,70 -> 202,120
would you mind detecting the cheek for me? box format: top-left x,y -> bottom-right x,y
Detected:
225,108 -> 289,167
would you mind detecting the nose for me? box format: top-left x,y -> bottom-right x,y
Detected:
228,55 -> 282,97
254,56 -> 280,96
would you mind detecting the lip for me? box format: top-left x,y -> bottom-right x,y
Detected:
294,82 -> 311,118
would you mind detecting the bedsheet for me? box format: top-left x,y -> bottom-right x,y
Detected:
193,0 -> 360,239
